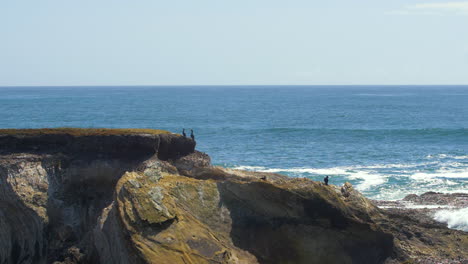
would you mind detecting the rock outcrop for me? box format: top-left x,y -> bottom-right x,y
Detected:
402,192 -> 468,208
0,128 -> 466,264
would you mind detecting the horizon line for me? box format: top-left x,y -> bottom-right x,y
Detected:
1,84 -> 468,88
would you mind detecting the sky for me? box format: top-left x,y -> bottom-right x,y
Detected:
1,0 -> 467,86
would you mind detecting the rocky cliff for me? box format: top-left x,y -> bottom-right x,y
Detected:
0,129 -> 466,264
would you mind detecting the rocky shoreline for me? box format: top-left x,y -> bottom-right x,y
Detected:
373,192 -> 468,232
0,129 -> 467,264
373,192 -> 468,210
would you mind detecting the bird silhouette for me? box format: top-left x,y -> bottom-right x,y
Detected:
190,129 -> 195,141
182,129 -> 186,137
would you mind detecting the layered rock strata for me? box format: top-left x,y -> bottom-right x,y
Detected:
0,129 -> 466,264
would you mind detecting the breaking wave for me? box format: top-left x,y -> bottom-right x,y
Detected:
434,208 -> 468,231
231,156 -> 468,200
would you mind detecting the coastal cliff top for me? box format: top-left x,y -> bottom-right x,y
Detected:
0,128 -> 172,137
0,128 -> 194,160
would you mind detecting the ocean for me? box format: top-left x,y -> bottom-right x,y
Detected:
1,85 -> 467,200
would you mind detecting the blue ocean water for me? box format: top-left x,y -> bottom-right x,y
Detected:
1,86 -> 467,200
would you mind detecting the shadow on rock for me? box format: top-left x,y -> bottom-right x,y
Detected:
217,181 -> 394,264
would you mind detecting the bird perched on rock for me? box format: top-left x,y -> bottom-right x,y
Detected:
260,176 -> 267,181
324,176 -> 329,186
190,129 -> 195,141
182,129 -> 186,137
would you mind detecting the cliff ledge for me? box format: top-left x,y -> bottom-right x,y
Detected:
0,129 -> 466,264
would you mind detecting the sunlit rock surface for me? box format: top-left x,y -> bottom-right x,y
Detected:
0,129 -> 466,264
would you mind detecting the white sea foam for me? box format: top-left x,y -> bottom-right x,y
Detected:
263,167 -> 349,175
426,154 -> 446,159
409,205 -> 456,209
231,165 -> 387,190
357,162 -> 437,169
434,208 -> 468,231
375,185 -> 468,201
232,160 -> 467,198
378,204 -> 456,209
411,172 -> 436,180
231,165 -> 349,175
438,169 -> 468,179
426,154 -> 468,160
346,171 -> 387,191
445,180 -> 460,185
400,201 -> 457,209
232,165 -> 269,171
232,158 -> 467,177
410,168 -> 468,180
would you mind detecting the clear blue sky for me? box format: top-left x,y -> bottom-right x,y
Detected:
1,0 -> 467,86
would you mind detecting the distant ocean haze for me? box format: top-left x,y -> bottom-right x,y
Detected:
1,85 -> 467,200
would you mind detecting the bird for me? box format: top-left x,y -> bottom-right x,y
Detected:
260,176 -> 267,181
182,129 -> 186,137
190,129 -> 195,141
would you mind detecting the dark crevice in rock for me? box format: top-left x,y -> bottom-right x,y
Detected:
0,132 -> 195,263
11,241 -> 21,264
43,157 -> 148,263
217,181 -> 394,264
142,217 -> 178,242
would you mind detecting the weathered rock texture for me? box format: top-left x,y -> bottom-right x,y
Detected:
0,129 -> 466,264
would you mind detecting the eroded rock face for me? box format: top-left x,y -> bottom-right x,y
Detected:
107,171 -> 257,264
0,154 -> 49,264
216,180 -> 393,264
0,131 -> 194,264
0,130 -> 466,264
94,171 -> 394,264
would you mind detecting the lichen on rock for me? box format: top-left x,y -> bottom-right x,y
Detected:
0,128 -> 466,264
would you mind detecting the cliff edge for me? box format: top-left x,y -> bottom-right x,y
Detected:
0,129 -> 466,264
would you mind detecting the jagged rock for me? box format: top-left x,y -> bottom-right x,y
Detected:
0,129 -> 194,264
171,151 -> 211,173
403,192 -> 468,207
341,182 -> 353,197
0,129 -> 466,264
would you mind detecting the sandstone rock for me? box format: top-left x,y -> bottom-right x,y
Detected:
341,182 -> 353,197
0,129 -> 466,264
